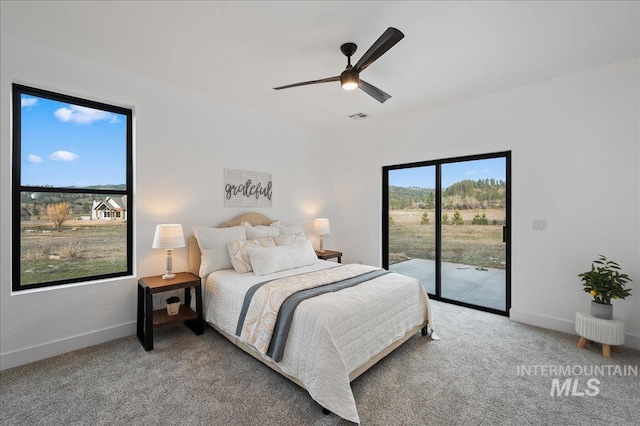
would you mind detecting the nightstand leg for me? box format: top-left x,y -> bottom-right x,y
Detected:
185,283 -> 204,335
144,287 -> 154,351
136,283 -> 144,346
184,286 -> 191,308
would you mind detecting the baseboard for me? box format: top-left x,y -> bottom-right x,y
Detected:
0,321 -> 136,371
510,309 -> 640,351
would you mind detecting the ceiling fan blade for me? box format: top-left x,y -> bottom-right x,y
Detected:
353,27 -> 404,73
273,76 -> 340,90
359,80 -> 391,103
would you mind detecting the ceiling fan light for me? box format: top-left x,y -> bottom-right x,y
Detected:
340,70 -> 359,91
342,81 -> 358,91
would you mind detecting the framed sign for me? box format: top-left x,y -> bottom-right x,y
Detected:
224,169 -> 273,207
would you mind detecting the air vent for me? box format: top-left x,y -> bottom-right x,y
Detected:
348,112 -> 369,120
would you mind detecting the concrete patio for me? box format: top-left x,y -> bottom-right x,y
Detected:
389,258 -> 506,311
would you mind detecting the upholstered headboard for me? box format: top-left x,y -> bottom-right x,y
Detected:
218,212 -> 274,228
188,212 -> 275,276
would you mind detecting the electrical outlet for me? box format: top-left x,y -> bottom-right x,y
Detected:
532,219 -> 547,231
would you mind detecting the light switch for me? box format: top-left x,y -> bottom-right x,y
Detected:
532,219 -> 547,231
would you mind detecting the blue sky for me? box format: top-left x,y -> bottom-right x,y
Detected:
20,95 -> 127,187
388,158 -> 506,189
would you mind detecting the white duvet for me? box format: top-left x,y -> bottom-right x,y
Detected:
202,260 -> 431,424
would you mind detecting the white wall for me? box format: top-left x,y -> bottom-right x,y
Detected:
0,35 -> 328,370
321,59 -> 640,349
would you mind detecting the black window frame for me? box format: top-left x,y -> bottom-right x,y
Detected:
382,151 -> 511,316
12,83 -> 133,292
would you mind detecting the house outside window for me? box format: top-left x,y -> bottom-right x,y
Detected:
12,84 -> 133,291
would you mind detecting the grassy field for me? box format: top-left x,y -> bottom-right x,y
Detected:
19,219 -> 127,286
389,208 -> 506,269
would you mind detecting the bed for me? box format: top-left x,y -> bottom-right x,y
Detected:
188,212 -> 433,424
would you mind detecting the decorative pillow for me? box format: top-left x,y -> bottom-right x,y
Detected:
270,221 -> 304,236
192,226 -> 247,277
247,239 -> 317,276
274,232 -> 308,246
227,237 -> 275,273
242,221 -> 280,240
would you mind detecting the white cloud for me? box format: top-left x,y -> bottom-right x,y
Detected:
27,154 -> 43,163
50,150 -> 79,161
54,105 -> 116,125
21,97 -> 38,108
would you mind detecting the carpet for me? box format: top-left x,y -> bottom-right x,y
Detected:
1,300 -> 638,425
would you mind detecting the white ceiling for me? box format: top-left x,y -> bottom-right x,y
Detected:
2,1 -> 638,127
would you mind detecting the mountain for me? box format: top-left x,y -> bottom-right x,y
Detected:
390,179 -> 505,210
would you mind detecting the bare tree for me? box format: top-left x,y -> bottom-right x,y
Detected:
47,202 -> 70,232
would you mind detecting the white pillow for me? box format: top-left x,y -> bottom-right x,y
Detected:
242,221 -> 280,239
270,221 -> 304,236
274,232 -> 308,246
227,237 -> 275,274
247,239 -> 318,276
192,226 -> 247,276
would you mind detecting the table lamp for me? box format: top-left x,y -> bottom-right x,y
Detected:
152,224 -> 185,279
314,218 -> 331,252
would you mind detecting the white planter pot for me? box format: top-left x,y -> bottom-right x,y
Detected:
166,302 -> 180,316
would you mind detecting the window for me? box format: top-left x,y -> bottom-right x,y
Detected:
12,84 -> 133,291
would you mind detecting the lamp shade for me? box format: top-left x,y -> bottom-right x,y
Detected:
314,218 -> 331,235
152,224 -> 185,249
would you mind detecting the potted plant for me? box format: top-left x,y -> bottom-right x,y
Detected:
578,255 -> 633,319
166,296 -> 180,316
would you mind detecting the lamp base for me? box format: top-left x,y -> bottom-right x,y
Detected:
162,249 -> 175,280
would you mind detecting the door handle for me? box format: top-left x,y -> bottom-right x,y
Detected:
503,226 -> 507,243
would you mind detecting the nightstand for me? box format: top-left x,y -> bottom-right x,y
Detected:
315,249 -> 342,263
137,271 -> 204,351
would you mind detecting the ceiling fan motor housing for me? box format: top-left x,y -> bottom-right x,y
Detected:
340,67 -> 360,90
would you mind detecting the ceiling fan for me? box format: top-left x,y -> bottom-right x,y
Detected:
273,27 -> 404,103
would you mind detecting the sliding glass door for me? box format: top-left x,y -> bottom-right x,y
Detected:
383,152 -> 510,315
440,158 -> 507,311
386,165 -> 437,294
